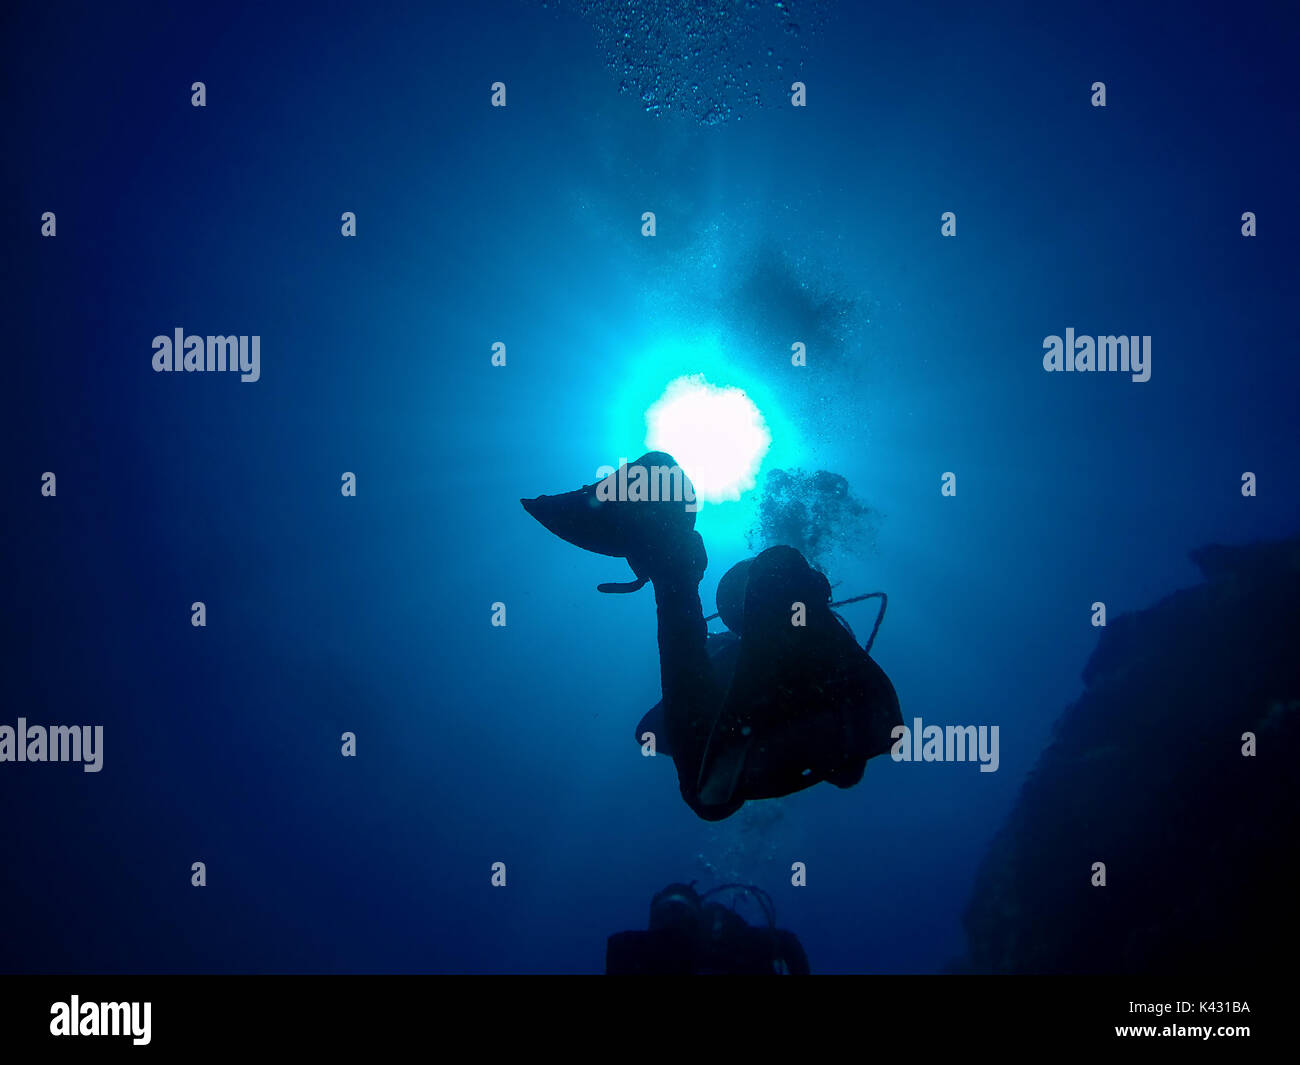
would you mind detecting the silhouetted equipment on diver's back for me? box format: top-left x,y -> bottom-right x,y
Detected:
691,546 -> 902,806
711,556 -> 888,652
640,556 -> 898,772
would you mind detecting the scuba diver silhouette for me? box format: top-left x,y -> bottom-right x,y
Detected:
522,452 -> 901,822
606,881 -> 810,975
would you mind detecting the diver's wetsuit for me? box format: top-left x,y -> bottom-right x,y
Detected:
520,452 -> 898,821
644,541 -> 902,821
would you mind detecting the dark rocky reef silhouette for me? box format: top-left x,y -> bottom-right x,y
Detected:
960,535 -> 1300,973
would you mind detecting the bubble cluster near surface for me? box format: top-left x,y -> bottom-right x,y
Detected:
557,0 -> 827,125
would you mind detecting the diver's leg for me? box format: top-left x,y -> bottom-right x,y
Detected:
640,535 -> 742,820
519,453 -> 740,818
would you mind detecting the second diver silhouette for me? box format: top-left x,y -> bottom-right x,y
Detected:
522,452 -> 901,821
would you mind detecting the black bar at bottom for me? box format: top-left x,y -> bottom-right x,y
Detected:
0,976 -> 1278,1053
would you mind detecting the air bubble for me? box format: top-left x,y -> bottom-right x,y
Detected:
562,0 -> 827,125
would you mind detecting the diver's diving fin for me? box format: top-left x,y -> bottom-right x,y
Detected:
521,453 -> 697,593
519,487 -> 626,559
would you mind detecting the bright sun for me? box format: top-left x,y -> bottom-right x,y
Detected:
645,374 -> 771,502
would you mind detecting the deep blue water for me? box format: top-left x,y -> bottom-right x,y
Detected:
3,0 -> 1297,974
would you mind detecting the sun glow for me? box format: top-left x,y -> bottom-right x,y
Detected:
645,374 -> 771,502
